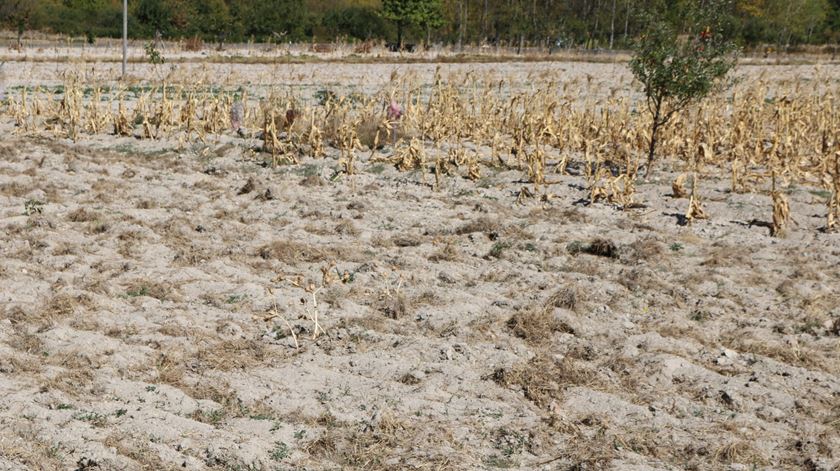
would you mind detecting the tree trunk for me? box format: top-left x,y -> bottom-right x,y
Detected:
645,126 -> 659,179
780,2 -> 792,49
623,0 -> 630,43
457,1 -> 464,51
481,0 -> 489,41
609,0 -> 617,49
463,1 -> 468,49
532,0 -> 538,32
645,108 -> 662,179
398,21 -> 404,49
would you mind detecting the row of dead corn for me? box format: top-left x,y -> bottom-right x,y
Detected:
1,69 -> 838,236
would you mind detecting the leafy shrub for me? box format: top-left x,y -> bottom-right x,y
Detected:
145,42 -> 165,64
631,0 -> 738,177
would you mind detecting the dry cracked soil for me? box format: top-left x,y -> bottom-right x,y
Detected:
0,73 -> 839,470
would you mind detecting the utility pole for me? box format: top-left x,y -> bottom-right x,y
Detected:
122,0 -> 127,79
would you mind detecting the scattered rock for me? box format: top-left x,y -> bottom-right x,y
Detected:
400,369 -> 426,385
237,177 -> 255,195
437,271 -> 456,284
830,318 -> 840,336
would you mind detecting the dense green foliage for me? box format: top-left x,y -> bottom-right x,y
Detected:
1,0 -> 838,47
630,0 -> 739,176
381,0 -> 443,45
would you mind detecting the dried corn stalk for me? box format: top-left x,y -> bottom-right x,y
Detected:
337,120 -> 362,175
588,166 -> 612,204
526,148 -> 546,188
771,190 -> 790,237
770,174 -> 790,237
516,186 -> 535,204
114,98 -> 132,137
466,152 -> 481,181
306,114 -> 325,158
685,173 -> 708,223
828,153 -> 840,232
608,174 -> 636,208
261,103 -> 280,157
672,173 -> 688,198
394,138 -> 425,172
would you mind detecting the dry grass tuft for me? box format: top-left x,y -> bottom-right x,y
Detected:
672,173 -> 688,198
305,412 -> 458,470
553,417 -> 667,467
0,421 -> 66,469
546,286 -> 580,311
40,352 -> 97,396
399,372 -> 423,385
356,116 -> 388,150
300,174 -> 326,187
20,292 -> 97,327
0,181 -> 34,197
624,237 -> 664,263
6,324 -> 44,356
334,220 -> 359,236
567,238 -> 619,258
831,318 -> 840,337
492,354 -> 594,409
195,339 -> 267,371
135,199 -> 157,209
46,293 -> 84,317
237,177 -> 256,195
454,217 -> 501,235
304,223 -> 333,236
536,206 -> 589,224
701,244 -> 752,268
379,292 -> 408,319
391,235 -> 422,247
103,432 -> 171,469
429,243 -> 460,262
825,404 -> 840,430
155,351 -> 187,386
67,207 -> 97,222
721,331 -> 831,373
413,291 -> 443,307
157,355 -> 250,418
124,280 -> 174,301
585,238 -> 618,258
258,240 -> 337,265
714,440 -> 768,465
507,306 -> 574,344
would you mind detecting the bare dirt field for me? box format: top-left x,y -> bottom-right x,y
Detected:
0,59 -> 839,470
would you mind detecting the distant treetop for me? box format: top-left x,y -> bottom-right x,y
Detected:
1,0 -> 838,48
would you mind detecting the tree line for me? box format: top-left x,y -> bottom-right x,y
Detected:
2,0 -> 839,49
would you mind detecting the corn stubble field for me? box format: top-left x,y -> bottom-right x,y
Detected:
1,57 -> 839,470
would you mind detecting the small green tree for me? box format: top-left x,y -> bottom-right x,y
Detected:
145,42 -> 165,64
631,0 -> 739,178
